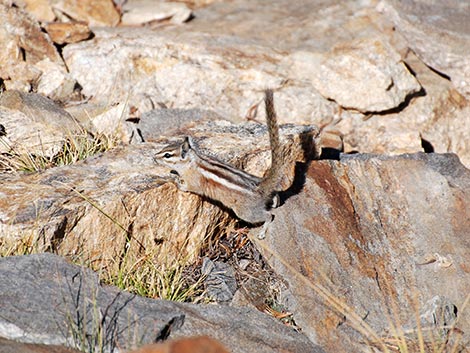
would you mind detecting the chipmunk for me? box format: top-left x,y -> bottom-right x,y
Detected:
154,90 -> 283,239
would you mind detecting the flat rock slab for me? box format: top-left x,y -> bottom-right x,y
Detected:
0,253 -> 321,353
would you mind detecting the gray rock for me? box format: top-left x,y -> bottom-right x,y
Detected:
0,253 -> 322,353
201,258 -> 237,304
134,108 -> 225,143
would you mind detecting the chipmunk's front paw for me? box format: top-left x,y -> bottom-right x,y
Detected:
257,214 -> 274,240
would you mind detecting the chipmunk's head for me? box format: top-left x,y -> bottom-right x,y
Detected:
154,136 -> 196,176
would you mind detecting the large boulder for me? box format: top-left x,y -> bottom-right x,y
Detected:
0,253 -> 321,353
262,152 -> 470,352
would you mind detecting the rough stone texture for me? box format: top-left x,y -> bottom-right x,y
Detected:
380,0 -> 470,98
129,336 -> 230,353
0,253 -> 321,353
34,59 -> 77,101
298,38 -> 421,112
50,0 -> 120,27
59,0 -> 470,169
133,108 -> 225,143
121,0 -> 192,25
84,101 -> 130,139
44,22 -> 92,45
0,91 -> 81,157
17,0 -> 56,22
261,152 -> 470,352
64,102 -> 130,137
336,51 -> 470,167
63,0 -> 382,125
0,3 -> 64,92
0,121 -> 316,273
0,337 -> 81,353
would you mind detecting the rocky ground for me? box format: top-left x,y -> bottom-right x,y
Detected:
1,0 -> 470,353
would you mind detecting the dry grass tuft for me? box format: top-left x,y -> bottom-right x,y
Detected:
0,130 -> 115,173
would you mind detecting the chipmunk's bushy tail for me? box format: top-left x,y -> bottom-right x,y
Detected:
259,89 -> 283,201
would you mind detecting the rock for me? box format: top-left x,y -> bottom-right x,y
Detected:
0,337 -> 80,353
63,0 -> 377,125
0,91 -> 81,157
0,3 -> 63,92
291,38 -> 422,113
336,50 -> 470,167
134,108 -> 225,143
201,258 -> 237,304
129,336 -> 230,353
35,59 -> 77,101
50,0 -> 120,27
379,0 -> 470,98
44,22 -> 93,45
411,295 -> 458,336
85,101 -> 130,139
61,27 -> 289,122
121,0 -> 192,25
0,253 -> 322,353
17,0 -> 56,22
58,0 -> 470,168
0,120 -> 316,274
260,152 -> 470,352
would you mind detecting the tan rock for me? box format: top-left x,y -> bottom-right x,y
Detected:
291,38 -> 421,113
0,3 -> 63,92
58,0 -> 470,169
63,1 -> 390,125
0,337 -> 80,353
50,0 -> 120,27
0,91 -> 80,157
336,51 -> 470,167
0,121 -> 316,273
129,336 -> 230,353
0,62 -> 42,92
121,0 -> 192,25
44,22 -> 92,44
17,0 -> 56,22
86,102 -> 130,139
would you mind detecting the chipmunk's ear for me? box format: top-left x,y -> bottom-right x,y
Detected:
181,136 -> 192,159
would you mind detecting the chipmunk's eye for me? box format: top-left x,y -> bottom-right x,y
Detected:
163,152 -> 172,158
